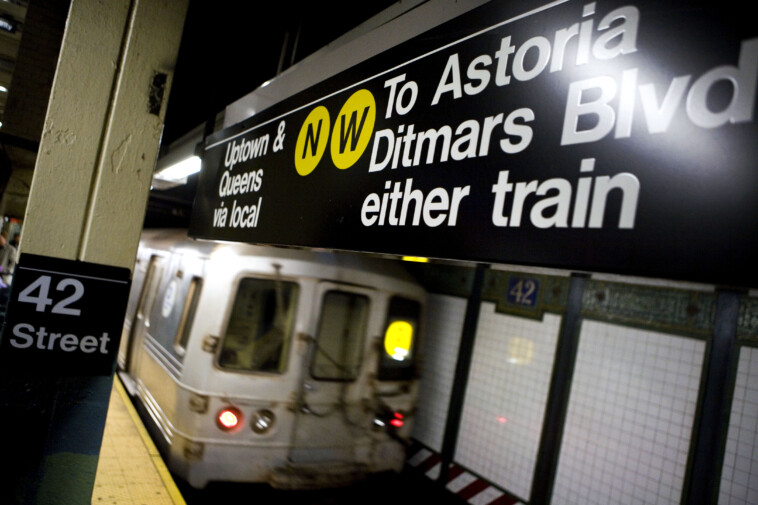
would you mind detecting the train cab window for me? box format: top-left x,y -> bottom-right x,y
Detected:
311,291 -> 369,381
219,278 -> 298,373
378,297 -> 421,381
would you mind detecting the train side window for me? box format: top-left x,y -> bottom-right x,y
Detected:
219,277 -> 298,373
124,257 -> 148,324
311,291 -> 369,381
378,297 -> 421,381
149,267 -> 199,355
137,255 -> 164,320
174,276 -> 202,354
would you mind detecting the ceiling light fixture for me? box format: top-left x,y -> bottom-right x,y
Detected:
153,155 -> 201,186
152,123 -> 205,189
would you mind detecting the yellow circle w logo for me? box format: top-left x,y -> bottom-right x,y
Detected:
294,89 -> 376,176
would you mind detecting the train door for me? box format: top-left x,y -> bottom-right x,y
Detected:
118,255 -> 149,371
288,281 -> 381,469
145,252 -> 205,363
124,254 -> 166,383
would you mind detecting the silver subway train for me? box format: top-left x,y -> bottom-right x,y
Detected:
117,229 -> 426,489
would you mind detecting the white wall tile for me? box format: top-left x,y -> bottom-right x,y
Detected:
412,294 -> 467,452
719,346 -> 758,505
454,303 -> 561,500
552,320 -> 704,505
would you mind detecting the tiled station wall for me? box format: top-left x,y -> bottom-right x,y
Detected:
720,338 -> 758,504
409,264 -> 758,505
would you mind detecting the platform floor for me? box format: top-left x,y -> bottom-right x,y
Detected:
91,377 -> 185,505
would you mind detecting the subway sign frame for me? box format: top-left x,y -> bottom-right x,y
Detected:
190,0 -> 758,288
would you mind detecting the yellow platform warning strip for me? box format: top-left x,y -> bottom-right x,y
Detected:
91,377 -> 186,505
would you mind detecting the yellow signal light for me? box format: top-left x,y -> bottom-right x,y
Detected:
384,320 -> 414,361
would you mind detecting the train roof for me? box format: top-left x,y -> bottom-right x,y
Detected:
138,228 -> 422,286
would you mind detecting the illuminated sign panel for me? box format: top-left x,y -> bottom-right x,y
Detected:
190,0 -> 758,287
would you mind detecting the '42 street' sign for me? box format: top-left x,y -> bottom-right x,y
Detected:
0,254 -> 131,376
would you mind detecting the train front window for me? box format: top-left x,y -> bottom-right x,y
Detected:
311,291 -> 369,381
378,297 -> 421,381
219,277 -> 298,373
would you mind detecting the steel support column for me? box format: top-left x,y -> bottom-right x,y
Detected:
684,290 -> 741,505
438,263 -> 488,484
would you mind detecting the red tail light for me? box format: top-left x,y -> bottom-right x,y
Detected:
216,407 -> 243,431
390,412 -> 404,428
374,406 -> 406,431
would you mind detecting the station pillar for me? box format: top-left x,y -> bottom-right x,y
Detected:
0,0 -> 188,503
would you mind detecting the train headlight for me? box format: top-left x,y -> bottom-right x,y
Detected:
216,406 -> 243,432
250,409 -> 276,434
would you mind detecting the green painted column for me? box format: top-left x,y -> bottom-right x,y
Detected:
0,0 -> 188,503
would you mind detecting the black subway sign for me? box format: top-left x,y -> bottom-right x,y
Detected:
0,254 -> 131,376
190,0 -> 758,287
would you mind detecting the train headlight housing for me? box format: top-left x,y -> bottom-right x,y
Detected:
251,409 -> 276,434
216,406 -> 243,432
